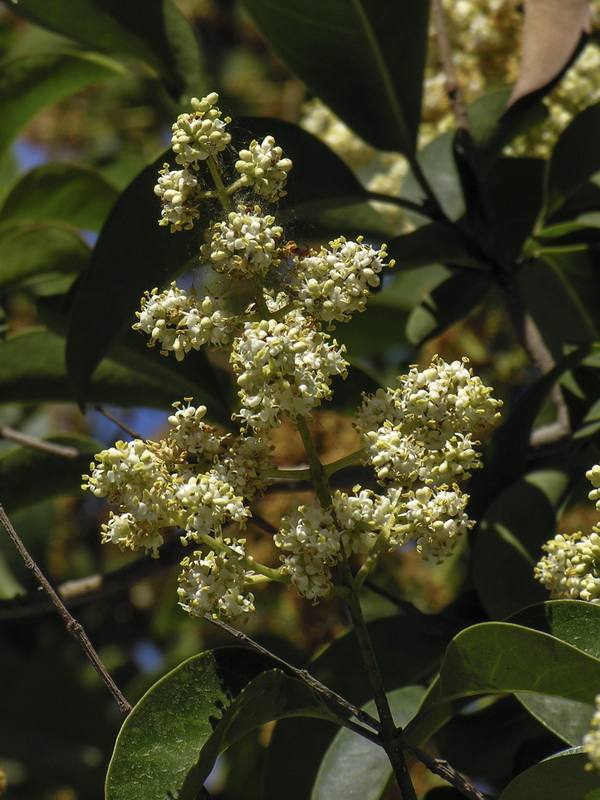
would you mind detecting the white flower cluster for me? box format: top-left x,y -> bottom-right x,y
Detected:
154,165 -> 200,232
171,92 -> 231,167
134,283 -> 236,359
584,695 -> 600,771
230,309 -> 348,432
178,540 -> 256,620
357,356 -> 501,486
534,463 -> 600,603
201,205 -> 284,279
535,463 -> 600,602
84,402 -> 274,618
235,136 -> 293,199
290,237 -> 391,323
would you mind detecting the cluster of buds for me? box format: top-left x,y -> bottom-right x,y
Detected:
535,465 -> 600,603
86,95 -> 501,620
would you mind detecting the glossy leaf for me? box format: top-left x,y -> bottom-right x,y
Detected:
437,623 -> 600,705
0,328 -> 227,412
509,601 -> 600,745
105,648 -> 341,800
545,103 -> 600,218
5,0 -> 204,101
312,687 -> 425,800
0,50 -> 125,160
0,164 -> 118,232
242,0 -> 429,155
65,153 -> 205,407
499,748 -> 600,800
472,467 -> 571,620
0,225 -> 90,292
406,271 -> 491,346
0,434 -> 100,514
504,0 -> 591,114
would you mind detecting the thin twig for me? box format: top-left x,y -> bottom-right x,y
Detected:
0,504 -> 132,714
0,427 -> 79,458
95,405 -> 142,440
402,742 -> 491,800
202,613 -> 382,734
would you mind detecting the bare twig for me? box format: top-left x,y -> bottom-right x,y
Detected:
95,405 -> 142,440
0,504 -> 132,714
0,427 -> 79,458
202,613 -> 382,735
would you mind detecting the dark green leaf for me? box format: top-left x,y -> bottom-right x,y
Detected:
508,600 -> 600,745
0,328 -> 226,411
545,102 -> 600,218
241,0 -> 429,155
65,153 -> 205,407
0,50 -> 125,160
405,271 -> 491,346
467,345 -> 591,520
312,687 -> 425,800
5,0 -> 204,101
386,223 -> 483,271
106,648 -> 341,800
517,254 -> 599,360
484,157 -> 545,262
0,434 -> 100,513
0,164 -> 119,232
472,467 -> 571,620
402,131 -> 463,220
499,748 -> 600,800
0,225 -> 89,291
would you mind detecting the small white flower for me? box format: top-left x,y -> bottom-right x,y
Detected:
535,530 -> 600,603
584,695 -> 600,770
401,485 -> 473,563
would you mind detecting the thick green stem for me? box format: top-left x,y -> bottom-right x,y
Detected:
341,560 -> 417,800
207,155 -> 234,211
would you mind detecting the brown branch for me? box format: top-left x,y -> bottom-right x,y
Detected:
95,405 -> 142,440
0,503 -> 132,714
0,427 -> 79,458
202,613 -> 383,736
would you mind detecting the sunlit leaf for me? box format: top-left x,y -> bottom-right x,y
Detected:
504,0 -> 591,115
0,50 -> 126,160
242,0 -> 429,155
5,0 -> 204,101
106,648 -> 342,800
0,164 -> 119,232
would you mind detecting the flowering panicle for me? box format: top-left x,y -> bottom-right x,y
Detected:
87,94 -> 502,619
